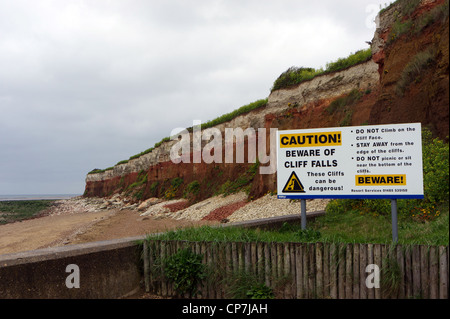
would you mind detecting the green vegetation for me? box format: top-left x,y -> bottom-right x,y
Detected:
116,160 -> 129,165
88,168 -> 108,174
271,49 -> 372,92
387,0 -> 449,45
0,200 -> 55,225
165,177 -> 184,199
396,48 -> 437,96
197,99 -> 268,131
147,207 -> 448,246
183,180 -> 201,199
163,248 -> 206,298
216,160 -> 260,196
325,88 -> 363,127
245,283 -> 275,299
125,169 -> 148,199
128,170 -> 148,190
324,49 -> 373,74
326,88 -> 363,115
271,67 -> 323,92
223,270 -> 276,299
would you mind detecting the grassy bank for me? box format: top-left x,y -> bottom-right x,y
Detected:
147,202 -> 449,246
0,200 -> 55,224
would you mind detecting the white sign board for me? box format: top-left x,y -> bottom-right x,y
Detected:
277,123 -> 424,199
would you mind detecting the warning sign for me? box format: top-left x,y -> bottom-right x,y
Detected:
282,172 -> 305,193
276,123 -> 424,199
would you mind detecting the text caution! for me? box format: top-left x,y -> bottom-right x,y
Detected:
280,132 -> 342,148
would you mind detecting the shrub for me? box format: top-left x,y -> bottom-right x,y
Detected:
326,89 -> 362,114
246,283 -> 275,299
194,99 -> 268,131
324,49 -> 372,74
271,67 -> 322,92
164,248 -> 206,297
165,177 -> 184,199
271,49 -> 372,92
296,228 -> 322,241
217,160 -> 260,196
116,160 -> 129,165
184,180 -> 201,198
388,18 -> 413,44
396,48 -> 436,96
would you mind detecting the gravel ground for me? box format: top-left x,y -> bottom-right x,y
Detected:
141,192 -> 248,221
139,192 -> 330,222
46,192 -> 330,224
227,194 -> 330,222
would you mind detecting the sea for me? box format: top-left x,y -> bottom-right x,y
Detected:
0,194 -> 82,201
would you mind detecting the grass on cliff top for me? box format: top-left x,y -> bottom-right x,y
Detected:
270,48 -> 372,92
0,200 -> 55,225
146,201 -> 449,246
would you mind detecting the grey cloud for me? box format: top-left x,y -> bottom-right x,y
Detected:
0,0 -> 387,195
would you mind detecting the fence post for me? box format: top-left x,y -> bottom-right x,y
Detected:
143,240 -> 150,293
439,246 -> 448,299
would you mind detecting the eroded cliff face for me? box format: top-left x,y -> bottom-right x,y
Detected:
84,0 -> 449,202
369,0 -> 449,140
84,59 -> 379,200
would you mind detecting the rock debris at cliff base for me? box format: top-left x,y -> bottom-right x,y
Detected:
75,192 -> 329,223
47,193 -> 330,224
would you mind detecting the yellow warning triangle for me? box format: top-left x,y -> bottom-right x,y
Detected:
282,171 -> 306,193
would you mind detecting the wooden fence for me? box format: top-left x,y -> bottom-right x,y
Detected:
142,240 -> 449,299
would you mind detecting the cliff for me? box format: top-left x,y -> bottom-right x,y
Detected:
84,0 -> 449,204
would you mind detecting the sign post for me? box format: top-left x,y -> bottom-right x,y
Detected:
277,123 -> 424,242
301,199 -> 306,230
391,199 -> 398,243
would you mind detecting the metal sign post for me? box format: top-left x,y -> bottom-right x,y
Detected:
391,199 -> 398,243
301,199 -> 307,230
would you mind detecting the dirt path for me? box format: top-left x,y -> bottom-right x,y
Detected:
0,194 -> 328,256
0,209 -> 114,255
68,209 -> 217,245
0,202 -> 216,256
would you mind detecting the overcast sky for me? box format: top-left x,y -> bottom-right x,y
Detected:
0,0 -> 389,195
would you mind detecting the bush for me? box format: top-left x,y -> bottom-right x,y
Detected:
324,49 -> 372,74
246,283 -> 275,299
194,99 -> 268,131
326,89 -> 362,114
271,49 -> 372,92
217,161 -> 260,196
165,177 -> 184,199
396,48 -> 436,96
184,180 -> 201,198
271,67 -> 322,92
164,248 -> 206,298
